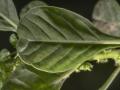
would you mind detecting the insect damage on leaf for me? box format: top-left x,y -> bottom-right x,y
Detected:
93,49 -> 120,66
75,62 -> 93,72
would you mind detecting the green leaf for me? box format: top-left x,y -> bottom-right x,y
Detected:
0,49 -> 10,89
0,49 -> 16,89
20,0 -> 47,18
15,6 -> 120,90
93,0 -> 120,37
0,82 -> 2,90
17,6 -> 120,71
9,34 -> 18,48
0,0 -> 19,32
0,49 -> 10,62
2,64 -> 69,90
1,1 -> 120,90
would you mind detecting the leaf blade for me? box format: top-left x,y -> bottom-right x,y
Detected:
15,6 -> 120,90
2,64 -> 68,90
0,0 -> 19,32
17,6 -> 120,72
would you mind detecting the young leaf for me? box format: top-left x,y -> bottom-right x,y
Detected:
0,49 -> 10,62
0,0 -> 19,32
0,49 -> 10,89
9,34 -> 18,48
20,0 -> 47,18
93,0 -> 120,37
0,49 -> 16,90
2,64 -> 68,90
15,6 -> 120,90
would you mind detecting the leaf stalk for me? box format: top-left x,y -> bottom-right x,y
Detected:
99,66 -> 120,90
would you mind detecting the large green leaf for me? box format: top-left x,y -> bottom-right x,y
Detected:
0,0 -> 19,32
7,6 -> 120,90
93,0 -> 120,37
17,6 -> 120,72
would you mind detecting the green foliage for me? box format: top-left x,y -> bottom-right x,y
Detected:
0,0 -> 120,90
0,0 -> 19,32
9,34 -> 18,47
0,49 -> 16,90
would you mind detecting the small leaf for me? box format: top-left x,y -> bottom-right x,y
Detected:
0,49 -> 17,90
0,0 -> 19,32
0,49 -> 10,62
0,49 -> 10,89
9,34 -> 18,47
2,64 -> 68,90
93,0 -> 120,37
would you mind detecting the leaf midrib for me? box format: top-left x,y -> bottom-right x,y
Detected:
24,40 -> 120,45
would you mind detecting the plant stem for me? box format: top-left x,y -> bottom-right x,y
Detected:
99,66 -> 120,90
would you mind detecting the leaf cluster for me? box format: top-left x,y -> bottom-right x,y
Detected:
0,0 -> 120,90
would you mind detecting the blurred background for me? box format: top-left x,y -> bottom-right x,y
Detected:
0,0 -> 120,90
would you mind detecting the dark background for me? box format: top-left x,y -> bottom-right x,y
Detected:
1,0 -> 120,90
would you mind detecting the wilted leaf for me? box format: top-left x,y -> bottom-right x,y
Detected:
93,0 -> 120,37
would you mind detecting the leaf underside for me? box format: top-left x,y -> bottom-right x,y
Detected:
17,6 -> 120,72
